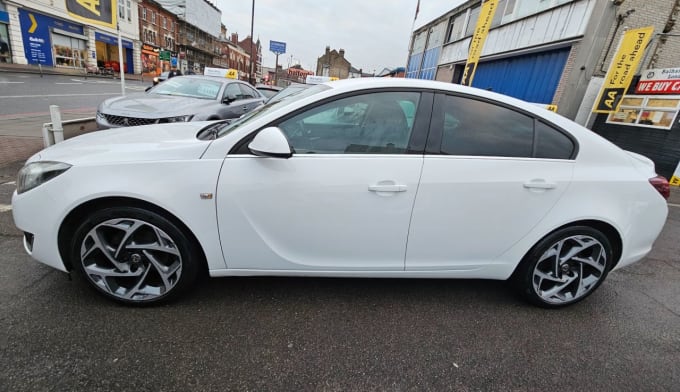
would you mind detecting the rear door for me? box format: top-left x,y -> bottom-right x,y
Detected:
405,93 -> 576,271
238,83 -> 265,112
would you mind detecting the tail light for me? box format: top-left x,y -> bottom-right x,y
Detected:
649,175 -> 670,200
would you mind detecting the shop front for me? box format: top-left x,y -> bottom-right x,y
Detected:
159,49 -> 175,73
141,43 -> 160,77
592,68 -> 680,178
0,7 -> 11,63
95,31 -> 133,74
18,8 -> 86,68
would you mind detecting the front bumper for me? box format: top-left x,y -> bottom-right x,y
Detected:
12,188 -> 69,272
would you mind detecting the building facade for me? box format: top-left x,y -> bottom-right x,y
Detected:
138,0 -> 178,77
238,35 -> 261,83
316,46 -> 352,79
406,0 -> 680,178
2,0 -> 141,73
156,0 -> 221,74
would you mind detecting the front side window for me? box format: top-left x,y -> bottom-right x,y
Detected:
223,83 -> 242,100
278,91 -> 420,154
150,78 -> 222,100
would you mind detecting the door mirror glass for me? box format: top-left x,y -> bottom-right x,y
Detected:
248,127 -> 293,158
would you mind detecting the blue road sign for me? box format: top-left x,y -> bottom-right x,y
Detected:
269,40 -> 286,54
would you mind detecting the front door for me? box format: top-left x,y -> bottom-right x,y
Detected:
216,91 -> 427,271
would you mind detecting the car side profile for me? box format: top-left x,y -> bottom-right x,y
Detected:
13,78 -> 668,308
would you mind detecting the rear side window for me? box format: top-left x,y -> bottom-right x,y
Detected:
535,121 -> 574,159
439,95 -> 534,158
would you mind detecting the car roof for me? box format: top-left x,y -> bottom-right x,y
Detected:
179,75 -> 244,83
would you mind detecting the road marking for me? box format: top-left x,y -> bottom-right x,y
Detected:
56,82 -> 83,85
668,203 -> 680,208
0,204 -> 11,213
0,93 -> 119,98
0,81 -> 25,84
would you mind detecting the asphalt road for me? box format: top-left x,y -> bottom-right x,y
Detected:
0,72 -> 149,137
0,159 -> 678,391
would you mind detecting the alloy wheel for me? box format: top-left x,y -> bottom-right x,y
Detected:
532,235 -> 607,305
80,218 -> 183,301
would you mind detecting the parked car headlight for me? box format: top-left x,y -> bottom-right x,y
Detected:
165,115 -> 193,123
17,161 -> 72,194
153,77 -> 159,83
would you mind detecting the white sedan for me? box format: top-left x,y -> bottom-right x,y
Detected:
12,78 -> 669,308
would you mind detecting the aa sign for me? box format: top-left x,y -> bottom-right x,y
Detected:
593,26 -> 654,113
66,0 -> 116,29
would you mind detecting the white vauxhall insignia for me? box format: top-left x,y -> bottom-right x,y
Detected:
12,78 -> 669,308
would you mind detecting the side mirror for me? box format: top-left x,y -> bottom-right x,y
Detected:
248,127 -> 292,158
222,94 -> 237,104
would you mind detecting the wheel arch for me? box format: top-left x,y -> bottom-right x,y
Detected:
512,219 -> 623,278
57,196 -> 209,273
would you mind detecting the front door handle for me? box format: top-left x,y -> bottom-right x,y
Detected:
368,184 -> 407,192
523,180 -> 556,190
242,105 -> 249,111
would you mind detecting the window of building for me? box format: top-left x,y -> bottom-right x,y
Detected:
464,6 -> 480,36
278,92 -> 421,154
151,12 -> 156,24
126,0 -> 131,21
606,95 -> 680,130
141,7 -> 147,20
445,13 -> 466,42
162,17 -> 166,29
118,2 -> 125,19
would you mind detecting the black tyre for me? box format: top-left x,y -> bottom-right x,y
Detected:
511,225 -> 613,308
69,206 -> 202,305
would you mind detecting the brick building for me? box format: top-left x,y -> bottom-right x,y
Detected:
216,31 -> 251,81
238,35 -> 262,83
138,0 -> 178,77
316,46 -> 352,79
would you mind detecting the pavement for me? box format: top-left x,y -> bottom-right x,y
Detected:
0,62 -> 147,81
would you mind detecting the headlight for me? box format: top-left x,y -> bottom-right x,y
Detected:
17,161 -> 72,194
165,115 -> 193,123
153,77 -> 159,83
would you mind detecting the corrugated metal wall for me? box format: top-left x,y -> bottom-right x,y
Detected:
471,48 -> 571,103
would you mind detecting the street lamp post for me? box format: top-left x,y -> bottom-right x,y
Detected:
249,0 -> 255,85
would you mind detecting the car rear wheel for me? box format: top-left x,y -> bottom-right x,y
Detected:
70,206 -> 202,305
512,226 -> 613,308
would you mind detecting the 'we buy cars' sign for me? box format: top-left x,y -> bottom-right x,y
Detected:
636,68 -> 680,94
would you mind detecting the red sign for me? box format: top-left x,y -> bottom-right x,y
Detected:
635,79 -> 680,94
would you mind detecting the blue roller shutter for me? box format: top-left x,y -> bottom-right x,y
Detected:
471,47 -> 570,104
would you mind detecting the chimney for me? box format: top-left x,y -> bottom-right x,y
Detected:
325,46 -> 330,55
339,49 -> 345,58
231,33 -> 238,44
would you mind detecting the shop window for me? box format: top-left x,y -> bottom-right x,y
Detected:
53,34 -> 86,69
606,95 -> 680,130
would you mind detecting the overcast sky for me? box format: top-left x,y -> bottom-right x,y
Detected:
216,0 -> 464,73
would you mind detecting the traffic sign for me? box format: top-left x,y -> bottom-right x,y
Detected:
269,40 -> 286,54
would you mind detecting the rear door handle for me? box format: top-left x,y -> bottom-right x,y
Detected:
523,180 -> 556,190
368,184 -> 407,192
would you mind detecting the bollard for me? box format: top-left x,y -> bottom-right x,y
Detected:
49,105 -> 64,143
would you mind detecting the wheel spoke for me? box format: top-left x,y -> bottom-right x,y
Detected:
112,220 -> 145,259
82,229 -> 129,272
143,250 -> 179,292
125,242 -> 180,256
572,256 -> 605,273
84,264 -> 144,278
123,265 -> 152,299
540,274 -> 578,298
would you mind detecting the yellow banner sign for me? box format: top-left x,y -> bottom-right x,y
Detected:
66,0 -> 117,29
226,69 -> 238,79
461,0 -> 498,86
593,26 -> 654,113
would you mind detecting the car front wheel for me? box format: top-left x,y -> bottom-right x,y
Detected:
512,226 -> 613,308
70,206 -> 202,305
